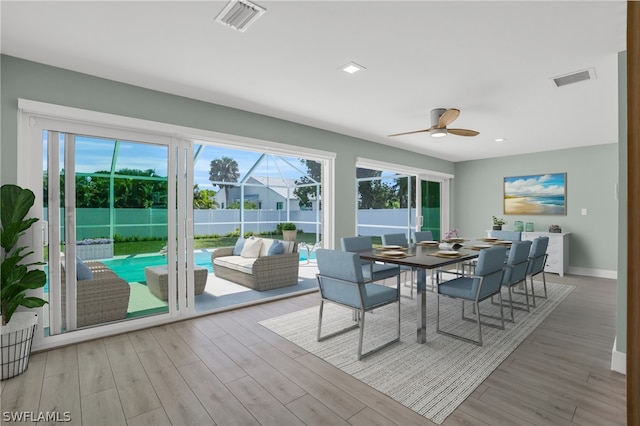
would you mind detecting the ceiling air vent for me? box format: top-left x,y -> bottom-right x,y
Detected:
551,68 -> 596,87
215,0 -> 266,32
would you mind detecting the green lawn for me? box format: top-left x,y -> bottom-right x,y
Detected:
114,233 -> 322,256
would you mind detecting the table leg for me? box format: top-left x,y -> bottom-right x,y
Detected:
416,268 -> 427,343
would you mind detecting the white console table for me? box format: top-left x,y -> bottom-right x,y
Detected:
521,231 -> 571,277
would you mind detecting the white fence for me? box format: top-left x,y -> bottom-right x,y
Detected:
46,207 -> 437,240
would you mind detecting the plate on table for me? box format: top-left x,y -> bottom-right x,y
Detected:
472,244 -> 492,249
483,237 -> 498,241
417,240 -> 438,244
381,245 -> 402,250
437,250 -> 459,256
381,250 -> 405,256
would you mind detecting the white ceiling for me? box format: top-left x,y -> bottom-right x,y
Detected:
0,1 -> 627,162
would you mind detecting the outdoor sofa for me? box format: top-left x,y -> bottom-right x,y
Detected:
211,237 -> 299,291
61,256 -> 131,328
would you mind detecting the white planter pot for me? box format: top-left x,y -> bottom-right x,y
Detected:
1,312 -> 38,380
76,242 -> 114,261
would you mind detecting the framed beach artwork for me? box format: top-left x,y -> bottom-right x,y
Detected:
504,173 -> 566,215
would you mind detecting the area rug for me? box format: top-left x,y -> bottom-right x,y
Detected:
260,280 -> 574,424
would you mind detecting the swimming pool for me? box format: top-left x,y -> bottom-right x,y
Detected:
101,251 -> 214,283
44,249 -> 316,290
101,250 -> 316,283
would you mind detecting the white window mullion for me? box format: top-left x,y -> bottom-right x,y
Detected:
184,140 -> 195,313
64,133 -> 78,331
167,146 -> 178,317
176,140 -> 187,315
47,131 -> 62,335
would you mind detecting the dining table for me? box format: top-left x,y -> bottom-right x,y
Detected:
358,238 -> 510,343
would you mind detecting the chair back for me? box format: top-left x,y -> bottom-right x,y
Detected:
503,240 -> 532,285
527,237 -> 549,275
414,231 -> 434,242
474,246 -> 508,298
340,236 -> 372,252
381,233 -> 407,246
341,236 -> 373,266
316,249 -> 364,308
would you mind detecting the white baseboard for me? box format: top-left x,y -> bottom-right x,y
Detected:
611,337 -> 626,375
568,266 -> 617,280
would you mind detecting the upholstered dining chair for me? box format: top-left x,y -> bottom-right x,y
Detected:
381,233 -> 414,298
436,245 -> 507,346
498,240 -> 532,321
414,230 -> 434,243
316,249 -> 401,360
381,233 -> 408,247
525,236 -> 549,307
340,236 -> 401,287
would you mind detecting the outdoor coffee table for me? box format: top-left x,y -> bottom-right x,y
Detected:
144,265 -> 208,301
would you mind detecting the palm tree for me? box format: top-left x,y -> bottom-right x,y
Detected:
193,184 -> 218,209
209,156 -> 240,209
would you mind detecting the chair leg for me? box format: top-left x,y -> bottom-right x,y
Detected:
317,300 -> 324,341
507,287 -> 515,322
529,275 -> 537,307
357,309 -> 366,360
475,301 -> 482,346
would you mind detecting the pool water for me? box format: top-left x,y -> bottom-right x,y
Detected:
103,250 -> 316,283
101,251 -> 214,283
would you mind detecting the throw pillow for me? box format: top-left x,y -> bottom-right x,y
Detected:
233,237 -> 246,255
267,240 -> 284,256
241,238 -> 263,258
76,256 -> 93,281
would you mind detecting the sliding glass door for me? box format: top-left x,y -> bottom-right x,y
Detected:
19,112 -> 197,342
355,160 -> 450,244
419,179 -> 442,241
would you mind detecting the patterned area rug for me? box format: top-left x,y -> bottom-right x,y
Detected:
260,281 -> 574,424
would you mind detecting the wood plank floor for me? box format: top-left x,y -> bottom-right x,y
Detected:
0,274 -> 626,425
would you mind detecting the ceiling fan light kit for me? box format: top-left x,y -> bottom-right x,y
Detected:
431,128 -> 448,138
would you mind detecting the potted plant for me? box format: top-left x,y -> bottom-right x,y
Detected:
279,222 -> 297,242
492,216 -> 507,231
1,184 -> 48,380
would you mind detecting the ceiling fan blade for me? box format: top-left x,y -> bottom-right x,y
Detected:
448,128 -> 479,137
388,127 -> 434,137
437,108 -> 460,128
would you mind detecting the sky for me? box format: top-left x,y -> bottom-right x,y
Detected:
43,133 -> 316,191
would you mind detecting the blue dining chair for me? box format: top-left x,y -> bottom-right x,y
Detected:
526,237 -> 549,306
340,236 -> 401,287
498,240 -> 532,321
316,249 -> 401,360
381,233 -> 414,298
436,246 -> 507,345
381,233 -> 408,246
414,230 -> 434,243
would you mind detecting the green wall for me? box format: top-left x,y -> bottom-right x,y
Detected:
454,143 -> 619,274
0,54 -> 454,246
617,51 -> 627,354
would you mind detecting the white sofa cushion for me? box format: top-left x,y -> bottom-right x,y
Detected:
214,256 -> 257,274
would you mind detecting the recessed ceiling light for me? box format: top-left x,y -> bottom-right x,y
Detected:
340,62 -> 366,74
495,138 -> 507,142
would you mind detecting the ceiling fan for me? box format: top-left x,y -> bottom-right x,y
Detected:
388,108 -> 479,138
